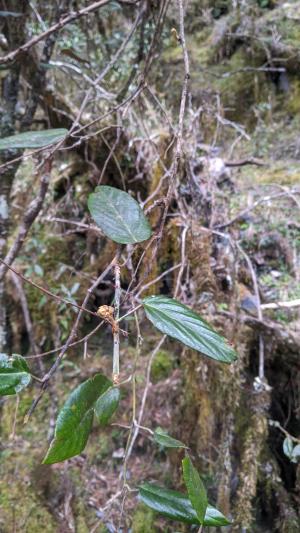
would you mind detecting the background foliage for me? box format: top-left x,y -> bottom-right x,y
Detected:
0,1 -> 300,531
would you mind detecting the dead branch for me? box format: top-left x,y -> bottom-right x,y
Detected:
0,258 -> 98,318
261,299 -> 300,310
0,0 -> 138,66
0,159 -> 52,282
25,255 -> 117,420
224,158 -> 266,167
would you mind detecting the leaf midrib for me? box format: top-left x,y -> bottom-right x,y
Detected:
105,194 -> 139,242
145,302 -> 234,361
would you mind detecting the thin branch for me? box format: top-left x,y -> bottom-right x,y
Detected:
224,157 -> 266,167
25,256 -> 117,420
11,273 -> 39,355
0,158 -> 52,282
129,0 -> 189,298
125,336 -> 166,460
0,258 -> 98,318
134,263 -> 182,298
261,299 -> 300,310
269,420 -> 300,444
9,395 -> 20,441
214,190 -> 299,230
117,303 -> 143,323
25,322 -> 104,359
174,225 -> 188,297
46,216 -> 103,234
0,0 -> 137,65
236,242 -> 265,380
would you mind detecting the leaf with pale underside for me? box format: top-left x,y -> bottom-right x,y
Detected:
88,186 -> 152,244
0,128 -> 67,150
283,436 -> 294,460
0,353 -> 31,396
291,444 -> 300,462
154,428 -> 187,449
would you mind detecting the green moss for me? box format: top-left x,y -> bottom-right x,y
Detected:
0,455 -> 57,532
242,162 -> 300,186
287,80 -> 300,114
189,27 -> 213,65
39,234 -> 71,272
262,7 -> 300,48
150,350 -> 174,383
132,503 -> 156,533
87,431 -> 111,463
73,500 -> 94,533
162,43 -> 182,63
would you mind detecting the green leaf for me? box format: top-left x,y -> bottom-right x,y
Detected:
0,128 -> 68,150
283,437 -> 294,460
94,386 -> 120,426
182,456 -> 207,524
88,186 -> 152,244
139,483 -> 231,526
0,354 -> 31,396
154,428 -> 187,449
11,354 -> 31,373
43,374 -> 112,464
142,296 -> 237,363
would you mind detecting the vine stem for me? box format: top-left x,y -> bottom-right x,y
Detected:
113,261 -> 121,383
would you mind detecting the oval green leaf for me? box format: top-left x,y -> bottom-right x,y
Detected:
142,296 -> 237,363
88,186 -> 152,244
43,374 -> 112,464
139,483 -> 231,526
94,386 -> 120,426
0,354 -> 31,396
182,456 -> 207,524
0,128 -> 68,150
154,428 -> 187,449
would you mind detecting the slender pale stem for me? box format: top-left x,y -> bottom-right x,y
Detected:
113,261 -> 121,383
117,303 -> 143,323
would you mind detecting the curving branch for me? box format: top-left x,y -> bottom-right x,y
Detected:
0,0 -> 139,66
0,159 -> 53,282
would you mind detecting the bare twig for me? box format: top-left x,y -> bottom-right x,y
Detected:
261,299 -> 300,310
0,0 -> 137,65
134,263 -> 182,298
25,256 -> 117,420
174,225 -> 188,297
214,190 -> 299,230
224,157 -> 266,167
0,158 -> 52,282
0,259 -> 98,318
236,243 -> 265,380
11,273 -> 39,355
46,217 -> 103,234
269,420 -> 300,444
9,395 -> 20,441
125,336 -> 166,460
25,322 -> 104,359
